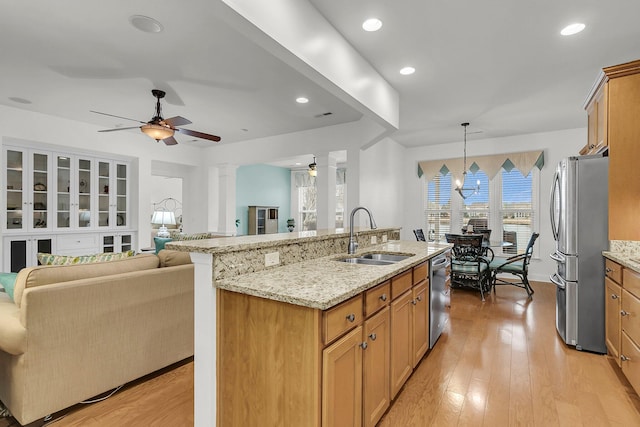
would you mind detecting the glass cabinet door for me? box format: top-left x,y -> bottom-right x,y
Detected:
98,161 -> 111,227
77,158 -> 92,228
116,163 -> 127,227
32,153 -> 49,229
56,156 -> 71,228
6,150 -> 25,230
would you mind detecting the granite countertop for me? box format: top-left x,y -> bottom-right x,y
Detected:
603,251 -> 640,272
166,226 -> 398,254
214,240 -> 451,310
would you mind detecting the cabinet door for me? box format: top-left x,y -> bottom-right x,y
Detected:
322,326 -> 363,427
115,162 -> 128,228
4,148 -> 52,231
3,236 -> 53,272
621,331 -> 640,396
363,306 -> 390,427
390,290 -> 413,399
97,160 -> 112,227
76,157 -> 92,228
412,281 -> 429,367
605,277 -> 622,365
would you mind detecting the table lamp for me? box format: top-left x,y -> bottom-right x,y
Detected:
152,210 -> 176,238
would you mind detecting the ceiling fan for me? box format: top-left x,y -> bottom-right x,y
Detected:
91,89 -> 221,145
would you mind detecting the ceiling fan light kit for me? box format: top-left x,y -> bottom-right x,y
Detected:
92,89 -> 221,146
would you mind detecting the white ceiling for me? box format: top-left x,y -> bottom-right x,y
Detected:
2,1 -> 640,158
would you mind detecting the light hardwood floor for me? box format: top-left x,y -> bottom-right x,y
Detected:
2,281 -> 639,426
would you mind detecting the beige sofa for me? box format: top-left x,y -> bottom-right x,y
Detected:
0,250 -> 194,425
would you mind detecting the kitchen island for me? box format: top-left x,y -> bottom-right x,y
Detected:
167,228 -> 450,427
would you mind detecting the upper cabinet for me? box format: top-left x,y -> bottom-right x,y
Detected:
3,145 -> 131,233
4,148 -> 53,231
598,59 -> 640,241
582,77 -> 608,155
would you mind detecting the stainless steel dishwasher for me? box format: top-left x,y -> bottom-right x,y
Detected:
430,249 -> 450,348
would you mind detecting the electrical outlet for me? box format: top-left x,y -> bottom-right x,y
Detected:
371,235 -> 377,244
382,234 -> 388,243
265,251 -> 280,267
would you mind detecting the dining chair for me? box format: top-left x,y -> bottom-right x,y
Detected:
413,229 -> 426,241
489,232 -> 539,298
445,233 -> 491,301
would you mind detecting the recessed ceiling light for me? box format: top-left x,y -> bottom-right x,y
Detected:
129,15 -> 164,33
400,66 -> 416,75
560,23 -> 585,36
8,96 -> 32,104
362,18 -> 382,32
295,162 -> 302,166
296,97 -> 309,104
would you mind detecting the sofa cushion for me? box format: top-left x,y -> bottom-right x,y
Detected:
154,237 -> 173,254
0,272 -> 18,301
13,254 -> 160,307
37,250 -> 135,266
157,250 -> 192,267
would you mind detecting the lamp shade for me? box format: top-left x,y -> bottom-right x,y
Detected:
151,210 -> 176,226
141,124 -> 174,141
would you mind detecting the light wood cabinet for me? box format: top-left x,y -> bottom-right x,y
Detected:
362,306 -> 390,427
217,259 -> 445,426
601,59 -> 640,241
606,256 -> 640,394
322,326 -> 363,427
390,289 -> 413,399
248,205 -> 279,235
582,79 -> 608,155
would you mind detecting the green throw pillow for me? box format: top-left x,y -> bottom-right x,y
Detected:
154,237 -> 173,254
0,272 -> 18,302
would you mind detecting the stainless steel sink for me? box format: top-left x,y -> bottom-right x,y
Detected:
336,252 -> 414,265
360,253 -> 412,262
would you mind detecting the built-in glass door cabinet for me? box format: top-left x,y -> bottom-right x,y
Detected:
97,161 -> 129,228
4,148 -> 52,232
101,233 -> 134,253
56,155 -> 93,230
2,236 -> 54,273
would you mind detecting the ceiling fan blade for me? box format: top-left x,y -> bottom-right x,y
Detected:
98,126 -> 141,133
164,116 -> 192,127
163,136 -> 179,146
176,128 -> 221,142
90,110 -> 146,124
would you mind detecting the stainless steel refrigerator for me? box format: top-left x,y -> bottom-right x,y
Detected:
549,154 -> 608,353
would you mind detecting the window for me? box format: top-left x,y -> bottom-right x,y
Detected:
293,168 -> 346,231
424,167 -> 538,256
424,172 -> 452,241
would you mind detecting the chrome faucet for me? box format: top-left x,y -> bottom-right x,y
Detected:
348,206 -> 377,254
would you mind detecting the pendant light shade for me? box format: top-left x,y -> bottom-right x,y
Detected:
455,122 -> 480,199
308,156 -> 317,177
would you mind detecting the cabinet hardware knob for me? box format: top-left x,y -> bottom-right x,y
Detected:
621,355 -> 630,362
621,310 -> 629,316
606,268 -> 613,273
346,314 -> 355,322
379,294 -> 387,301
417,296 -> 422,302
412,299 -> 417,305
369,333 -> 377,341
360,342 -> 368,350
611,294 -> 619,300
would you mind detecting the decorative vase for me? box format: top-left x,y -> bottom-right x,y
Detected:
287,219 -> 295,232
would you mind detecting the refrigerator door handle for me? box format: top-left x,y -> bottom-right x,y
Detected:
550,273 -> 566,290
549,171 -> 560,242
549,251 -> 565,263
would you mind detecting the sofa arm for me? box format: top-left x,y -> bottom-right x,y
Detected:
0,298 -> 26,355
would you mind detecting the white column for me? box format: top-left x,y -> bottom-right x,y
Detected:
191,252 -> 216,427
315,154 -> 337,230
346,145 -> 361,224
217,164 -> 238,236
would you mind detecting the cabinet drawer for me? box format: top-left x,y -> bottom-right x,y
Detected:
606,259 -> 623,284
391,270 -> 412,300
624,268 -> 640,299
412,262 -> 428,285
56,234 -> 99,254
365,281 -> 390,318
323,295 -> 363,345
622,288 -> 640,345
621,331 -> 640,396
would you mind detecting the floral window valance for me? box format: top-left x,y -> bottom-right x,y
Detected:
417,150 -> 544,183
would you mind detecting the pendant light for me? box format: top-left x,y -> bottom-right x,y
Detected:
455,122 -> 480,199
308,156 -> 317,177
